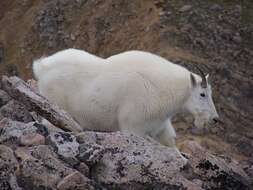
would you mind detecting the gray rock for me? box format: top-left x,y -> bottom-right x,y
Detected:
233,35 -> 242,44
47,131 -> 79,158
0,89 -> 10,107
79,132 -> 200,190
0,145 -> 21,190
77,132 -> 106,165
1,76 -> 82,132
15,145 -> 79,189
78,142 -> 105,166
0,119 -> 38,146
179,5 -> 192,12
210,4 -> 222,11
236,137 -> 253,157
76,162 -> 90,177
0,100 -> 34,123
181,141 -> 251,189
77,132 -> 251,189
0,45 -> 4,65
20,133 -> 45,146
57,171 -> 94,190
47,131 -> 80,166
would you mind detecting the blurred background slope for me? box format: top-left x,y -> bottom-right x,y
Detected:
0,0 -> 252,162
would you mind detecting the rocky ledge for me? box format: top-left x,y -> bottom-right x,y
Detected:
0,76 -> 252,190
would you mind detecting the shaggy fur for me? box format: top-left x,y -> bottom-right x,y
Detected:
33,49 -> 218,156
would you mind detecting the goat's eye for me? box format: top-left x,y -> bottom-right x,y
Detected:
200,93 -> 206,97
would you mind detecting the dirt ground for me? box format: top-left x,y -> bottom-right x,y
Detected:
0,0 -> 252,165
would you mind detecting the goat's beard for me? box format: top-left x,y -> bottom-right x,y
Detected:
193,117 -> 209,128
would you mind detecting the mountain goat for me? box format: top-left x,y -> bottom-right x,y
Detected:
33,49 -> 219,160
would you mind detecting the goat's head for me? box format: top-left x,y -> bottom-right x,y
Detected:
184,66 -> 219,128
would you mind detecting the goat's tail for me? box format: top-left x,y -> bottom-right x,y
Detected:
32,57 -> 48,80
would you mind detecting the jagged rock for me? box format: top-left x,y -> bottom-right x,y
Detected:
76,162 -> 90,177
77,132 -> 106,166
47,131 -> 80,166
78,132 -> 201,190
20,133 -> 45,146
236,137 -> 253,157
181,141 -> 251,190
0,145 -> 21,190
0,119 -> 38,147
15,145 -> 81,190
0,90 -> 10,107
179,5 -> 192,12
31,113 -> 65,134
0,100 -> 34,123
210,4 -> 222,11
57,171 -> 94,190
0,45 -> 4,65
1,76 -> 82,132
77,132 -> 252,189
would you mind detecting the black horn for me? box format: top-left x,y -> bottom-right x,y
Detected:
194,65 -> 207,88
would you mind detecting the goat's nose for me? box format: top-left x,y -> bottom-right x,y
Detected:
212,117 -> 219,124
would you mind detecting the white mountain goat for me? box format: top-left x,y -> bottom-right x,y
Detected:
33,49 -> 219,160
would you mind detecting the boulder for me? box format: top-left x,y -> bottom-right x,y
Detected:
1,76 -> 82,132
0,76 -> 251,190
0,145 -> 21,190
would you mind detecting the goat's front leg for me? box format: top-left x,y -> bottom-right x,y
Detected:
153,120 -> 188,164
150,119 -> 176,147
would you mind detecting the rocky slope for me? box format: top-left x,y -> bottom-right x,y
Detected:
0,0 -> 253,187
0,76 -> 252,190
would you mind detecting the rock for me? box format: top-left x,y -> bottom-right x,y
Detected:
32,122 -> 50,136
15,145 -> 76,189
5,64 -> 19,76
47,131 -> 79,158
0,100 -> 34,123
236,137 -> 253,157
0,45 -> 4,65
1,76 -> 82,132
233,35 -> 242,44
70,33 -> 76,41
76,131 -> 98,144
57,171 -> 94,190
210,4 -> 222,11
76,162 -> 90,177
30,113 -> 65,134
20,133 -> 45,146
78,142 -> 105,166
81,132 -> 200,190
226,132 -> 241,143
179,5 -> 192,12
77,132 -> 106,165
181,141 -> 251,189
0,90 -> 10,107
0,119 -> 38,147
0,145 -> 21,190
47,131 -> 80,166
241,159 -> 253,179
247,165 -> 253,178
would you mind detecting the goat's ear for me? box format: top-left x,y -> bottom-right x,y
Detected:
190,73 -> 197,88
